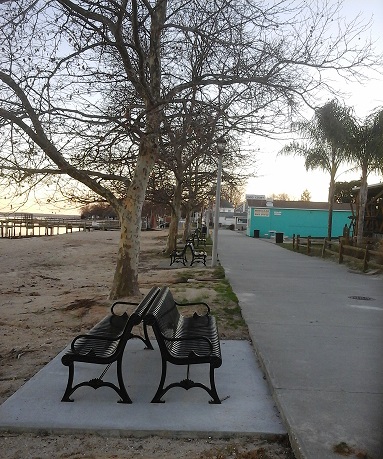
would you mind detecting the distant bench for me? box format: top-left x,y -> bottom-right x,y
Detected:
61,286 -> 160,403
187,241 -> 207,266
169,243 -> 188,266
144,286 -> 222,404
169,241 -> 207,266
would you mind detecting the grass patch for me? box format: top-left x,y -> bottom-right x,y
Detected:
214,280 -> 239,303
212,279 -> 247,333
213,264 -> 226,279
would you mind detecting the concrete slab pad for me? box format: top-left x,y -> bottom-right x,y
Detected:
0,340 -> 286,438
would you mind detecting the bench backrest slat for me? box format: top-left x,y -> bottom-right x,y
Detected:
145,287 -> 179,335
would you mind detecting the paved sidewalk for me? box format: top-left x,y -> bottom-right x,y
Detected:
218,230 -> 383,459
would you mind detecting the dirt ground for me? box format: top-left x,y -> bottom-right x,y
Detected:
0,229 -> 295,459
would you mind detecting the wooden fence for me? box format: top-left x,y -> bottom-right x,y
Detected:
292,235 -> 324,255
292,234 -> 383,272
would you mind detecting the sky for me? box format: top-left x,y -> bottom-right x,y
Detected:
1,0 -> 382,214
245,0 -> 383,202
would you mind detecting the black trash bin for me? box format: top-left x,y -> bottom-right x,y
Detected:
253,229 -> 260,238
275,232 -> 284,243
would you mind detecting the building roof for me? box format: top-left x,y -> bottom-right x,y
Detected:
220,199 -> 234,208
352,182 -> 383,200
247,199 -> 351,211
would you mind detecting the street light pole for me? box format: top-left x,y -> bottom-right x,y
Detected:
211,138 -> 225,267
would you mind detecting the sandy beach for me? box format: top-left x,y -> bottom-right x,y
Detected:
0,229 -> 294,458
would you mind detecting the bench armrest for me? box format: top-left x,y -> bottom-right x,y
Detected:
70,333 -> 128,353
110,301 -> 139,315
174,300 -> 210,314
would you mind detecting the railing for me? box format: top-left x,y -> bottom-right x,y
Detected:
0,213 -> 92,238
322,239 -> 383,272
91,220 -> 120,230
293,235 -> 324,255
292,234 -> 383,272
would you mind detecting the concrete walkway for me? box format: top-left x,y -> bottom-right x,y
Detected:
0,340 -> 286,438
218,230 -> 383,459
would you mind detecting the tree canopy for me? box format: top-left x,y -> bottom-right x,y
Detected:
0,0 -> 379,296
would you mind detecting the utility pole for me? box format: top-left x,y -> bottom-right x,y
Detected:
211,138 -> 226,267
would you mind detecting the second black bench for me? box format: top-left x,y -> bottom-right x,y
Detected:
169,243 -> 188,266
187,242 -> 207,266
61,286 -> 160,403
144,286 -> 222,404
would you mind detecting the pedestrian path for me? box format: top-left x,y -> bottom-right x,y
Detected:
218,230 -> 383,459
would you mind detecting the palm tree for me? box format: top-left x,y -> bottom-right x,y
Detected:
347,109 -> 383,245
280,100 -> 353,240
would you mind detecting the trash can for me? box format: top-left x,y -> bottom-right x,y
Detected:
275,232 -> 284,243
253,229 -> 260,238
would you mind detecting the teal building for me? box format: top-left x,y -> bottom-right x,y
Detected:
246,199 -> 352,239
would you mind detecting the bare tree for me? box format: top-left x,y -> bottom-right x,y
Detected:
272,193 -> 291,201
0,0 -> 378,297
300,189 -> 311,202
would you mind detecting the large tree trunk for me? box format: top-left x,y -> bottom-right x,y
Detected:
108,0 -> 166,298
183,210 -> 192,242
109,139 -> 156,299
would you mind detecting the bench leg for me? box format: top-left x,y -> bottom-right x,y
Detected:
170,256 -> 187,266
151,360 -> 221,404
61,362 -> 75,402
208,364 -> 221,404
61,361 -> 132,404
116,357 -> 132,404
151,358 -> 167,403
190,255 -> 206,266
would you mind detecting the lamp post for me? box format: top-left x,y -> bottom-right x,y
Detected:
211,137 -> 226,267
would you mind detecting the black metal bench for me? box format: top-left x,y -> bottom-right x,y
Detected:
169,243 -> 188,266
187,241 -> 207,266
61,286 -> 160,403
144,286 -> 222,404
194,227 -> 207,247
187,228 -> 206,248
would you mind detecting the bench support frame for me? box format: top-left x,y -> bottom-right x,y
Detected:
151,360 -> 221,404
61,357 -> 133,403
